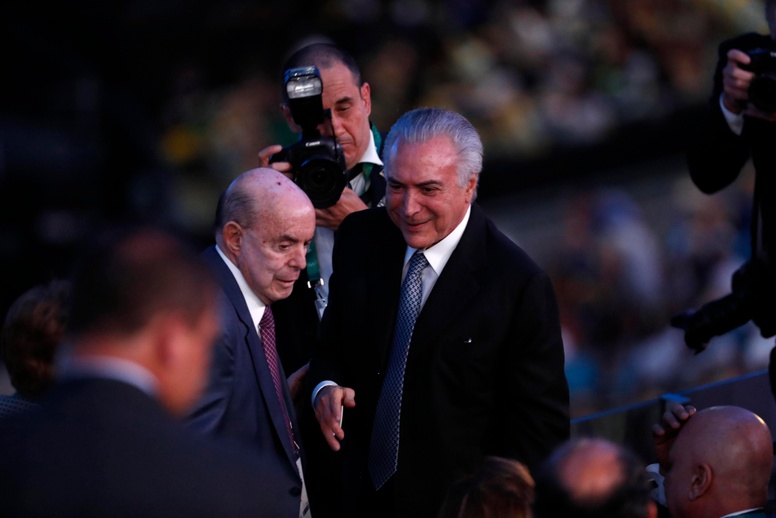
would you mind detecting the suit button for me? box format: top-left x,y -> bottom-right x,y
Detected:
290,487 -> 302,497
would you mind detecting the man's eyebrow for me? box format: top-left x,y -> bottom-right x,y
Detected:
334,95 -> 355,106
388,178 -> 443,188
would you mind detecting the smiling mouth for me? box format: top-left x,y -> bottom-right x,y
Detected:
405,220 -> 427,230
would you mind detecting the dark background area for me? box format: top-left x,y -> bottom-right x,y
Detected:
1,0 -> 769,413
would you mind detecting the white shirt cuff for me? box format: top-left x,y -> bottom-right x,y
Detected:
720,93 -> 744,136
312,380 -> 338,408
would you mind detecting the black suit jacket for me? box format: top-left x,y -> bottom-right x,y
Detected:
308,204 -> 570,517
185,246 -> 304,517
0,377 -> 287,517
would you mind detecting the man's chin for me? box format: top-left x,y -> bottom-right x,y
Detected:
401,230 -> 432,250
273,282 -> 297,301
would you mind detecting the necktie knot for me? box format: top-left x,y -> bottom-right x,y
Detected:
406,251 -> 428,280
260,305 -> 275,331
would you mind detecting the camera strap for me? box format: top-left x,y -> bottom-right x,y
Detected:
305,240 -> 327,317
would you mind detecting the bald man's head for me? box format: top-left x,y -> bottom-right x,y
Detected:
215,168 -> 313,234
664,406 -> 773,518
215,168 -> 315,304
534,437 -> 655,517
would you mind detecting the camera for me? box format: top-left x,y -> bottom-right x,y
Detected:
741,47 -> 776,113
269,66 -> 348,209
671,259 -> 775,353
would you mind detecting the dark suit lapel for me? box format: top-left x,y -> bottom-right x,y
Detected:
410,205 -> 487,354
364,215 -> 407,370
203,246 -> 299,466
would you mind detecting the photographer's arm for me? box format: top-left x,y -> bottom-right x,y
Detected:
687,44 -> 753,195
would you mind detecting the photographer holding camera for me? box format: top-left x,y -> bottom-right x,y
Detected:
258,42 -> 385,373
676,0 -> 776,392
258,41 -> 386,517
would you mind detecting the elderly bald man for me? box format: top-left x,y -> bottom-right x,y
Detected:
653,404 -> 775,518
186,168 -> 316,518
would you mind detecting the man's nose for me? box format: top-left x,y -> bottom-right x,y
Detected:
290,245 -> 307,269
403,190 -> 421,216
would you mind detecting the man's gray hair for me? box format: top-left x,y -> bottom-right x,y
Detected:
383,108 -> 483,192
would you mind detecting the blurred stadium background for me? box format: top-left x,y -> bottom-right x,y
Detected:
1,0 -> 771,417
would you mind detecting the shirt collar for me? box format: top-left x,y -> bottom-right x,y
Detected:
57,352 -> 159,397
359,124 -> 383,167
215,244 -> 267,329
404,205 -> 471,275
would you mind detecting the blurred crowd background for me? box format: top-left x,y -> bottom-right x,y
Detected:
1,0 -> 771,417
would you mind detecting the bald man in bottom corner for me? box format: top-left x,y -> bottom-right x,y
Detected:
653,404 -> 775,518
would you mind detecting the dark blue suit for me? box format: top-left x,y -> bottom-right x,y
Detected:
0,377 -> 286,517
186,246 -> 304,517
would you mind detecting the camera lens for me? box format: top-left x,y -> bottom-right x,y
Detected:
296,156 -> 348,209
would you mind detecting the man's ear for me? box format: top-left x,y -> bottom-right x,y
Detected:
360,82 -> 372,115
465,174 -> 478,202
152,313 -> 186,369
688,463 -> 712,500
222,221 -> 243,255
150,312 -> 196,415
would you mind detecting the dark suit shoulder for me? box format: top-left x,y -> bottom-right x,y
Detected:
469,204 -> 548,278
338,205 -> 392,235
335,207 -> 402,258
0,378 -> 291,518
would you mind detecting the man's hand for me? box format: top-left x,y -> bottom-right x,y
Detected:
258,144 -> 293,179
720,48 -> 776,121
722,49 -> 754,115
652,402 -> 696,472
313,385 -> 356,451
315,187 -> 368,230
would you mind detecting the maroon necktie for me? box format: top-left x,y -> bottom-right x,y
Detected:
259,306 -> 298,457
